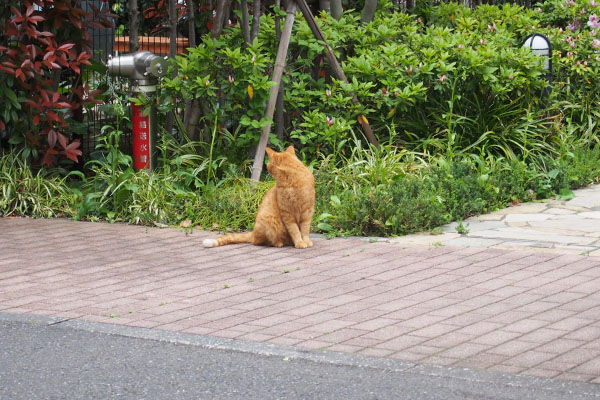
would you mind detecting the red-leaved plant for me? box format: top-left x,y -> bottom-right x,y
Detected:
0,0 -> 113,165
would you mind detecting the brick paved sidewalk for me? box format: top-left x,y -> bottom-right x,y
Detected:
1,217 -> 600,383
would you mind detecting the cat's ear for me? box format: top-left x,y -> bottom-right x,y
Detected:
285,145 -> 295,155
265,147 -> 275,158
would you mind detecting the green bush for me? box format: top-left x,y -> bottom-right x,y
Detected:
161,1 -> 554,165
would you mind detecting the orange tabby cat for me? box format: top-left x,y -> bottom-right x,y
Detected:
203,146 -> 315,249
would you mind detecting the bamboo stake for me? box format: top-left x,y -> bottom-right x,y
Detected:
250,0 -> 297,182
295,0 -> 379,147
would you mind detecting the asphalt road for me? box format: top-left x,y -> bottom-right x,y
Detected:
1,315 -> 599,400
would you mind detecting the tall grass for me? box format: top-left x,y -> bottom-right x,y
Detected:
0,150 -> 77,217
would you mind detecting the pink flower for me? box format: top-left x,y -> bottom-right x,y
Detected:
584,60 -> 589,66
568,19 -> 580,31
588,14 -> 600,29
228,75 -> 234,84
591,0 -> 598,6
439,74 -> 447,83
251,55 -> 256,63
593,39 -> 600,48
457,44 -> 464,50
325,89 -> 332,98
480,39 -> 485,45
205,79 -> 210,87
509,75 -> 514,80
487,24 -> 496,31
326,117 -> 334,126
405,66 -> 413,75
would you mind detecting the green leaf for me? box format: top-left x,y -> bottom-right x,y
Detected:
557,188 -> 574,201
317,222 -> 333,231
317,213 -> 334,221
330,195 -> 341,206
124,184 -> 139,192
547,169 -> 560,180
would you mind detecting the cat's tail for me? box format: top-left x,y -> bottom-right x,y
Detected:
203,232 -> 253,248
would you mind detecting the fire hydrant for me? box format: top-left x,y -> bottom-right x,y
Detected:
107,51 -> 169,170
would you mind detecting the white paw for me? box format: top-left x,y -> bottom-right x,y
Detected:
203,239 -> 218,248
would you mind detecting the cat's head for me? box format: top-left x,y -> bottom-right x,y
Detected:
265,146 -> 297,178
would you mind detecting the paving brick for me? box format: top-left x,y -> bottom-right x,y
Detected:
421,332 -> 475,348
472,330 -> 522,347
350,318 -> 399,331
547,348 -> 600,365
518,328 -> 567,343
4,217 -> 600,384
358,348 -> 396,358
521,368 -> 561,379
504,351 -> 557,369
378,335 -> 428,351
534,338 -> 584,354
455,321 -> 504,336
564,325 -> 600,341
570,358 -> 600,376
410,323 -> 458,339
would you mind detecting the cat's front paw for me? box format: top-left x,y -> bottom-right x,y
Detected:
306,239 -> 313,247
294,240 -> 309,249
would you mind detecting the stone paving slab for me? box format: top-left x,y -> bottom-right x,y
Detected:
2,217 -> 600,384
391,183 -> 600,256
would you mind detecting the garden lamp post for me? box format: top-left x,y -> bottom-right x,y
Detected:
106,51 -> 169,170
522,33 -> 552,98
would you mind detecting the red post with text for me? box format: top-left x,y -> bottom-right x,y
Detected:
132,104 -> 151,169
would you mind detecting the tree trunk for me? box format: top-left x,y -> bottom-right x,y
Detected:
250,1 -> 297,181
296,0 -> 379,147
187,0 -> 196,47
319,0 -> 331,13
164,0 -> 178,136
211,0 -> 233,38
128,0 -> 139,52
361,0 -> 377,23
168,0 -> 177,57
250,0 -> 262,42
240,0 -> 251,45
183,0 -> 196,141
330,0 -> 342,19
185,99 -> 202,141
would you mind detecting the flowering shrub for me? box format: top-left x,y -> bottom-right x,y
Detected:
539,0 -> 600,125
161,0 -> 596,165
0,0 -> 110,164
